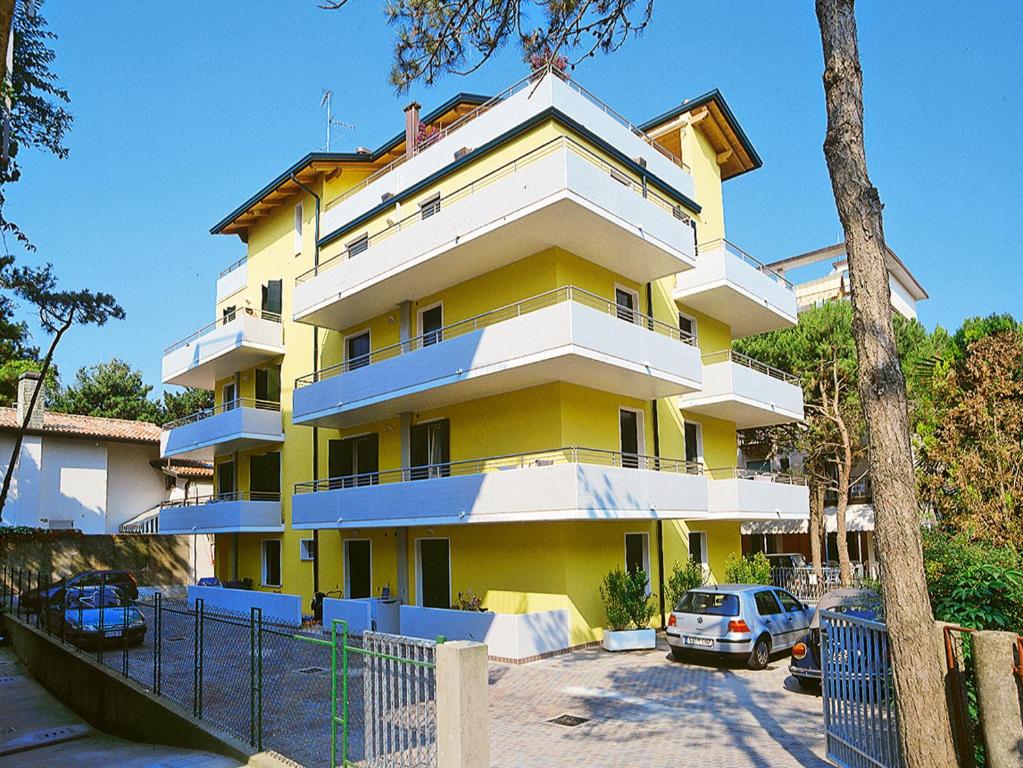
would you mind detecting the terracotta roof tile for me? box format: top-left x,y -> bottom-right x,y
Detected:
0,407 -> 161,443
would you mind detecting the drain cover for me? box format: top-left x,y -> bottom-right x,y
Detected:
547,714 -> 589,727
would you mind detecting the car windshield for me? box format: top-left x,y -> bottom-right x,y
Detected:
674,591 -> 740,617
64,587 -> 128,610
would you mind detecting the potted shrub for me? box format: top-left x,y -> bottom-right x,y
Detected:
599,567 -> 656,651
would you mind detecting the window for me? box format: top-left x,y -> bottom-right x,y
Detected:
217,461 -> 235,499
619,408 -> 643,469
614,286 -> 638,324
299,539 -> 316,562
754,590 -> 783,616
249,452 -> 281,500
345,330 -> 371,371
261,280 -> 282,317
674,591 -> 739,616
775,590 -> 803,613
329,434 -> 379,488
420,194 -> 441,220
678,312 -> 697,340
410,419 -> 450,480
222,305 -> 237,323
261,540 -> 282,587
222,382 -> 237,411
684,422 -> 703,467
346,234 -> 369,258
255,366 -> 281,405
625,533 -> 650,592
416,538 -> 451,608
688,531 -> 708,566
779,456 -> 791,472
419,303 -> 443,347
344,539 -> 372,599
746,459 -> 771,473
293,203 -> 303,254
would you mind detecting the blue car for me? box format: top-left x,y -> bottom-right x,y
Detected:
789,587 -> 883,691
41,585 -> 147,648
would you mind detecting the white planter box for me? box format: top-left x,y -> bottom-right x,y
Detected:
601,628 -> 656,651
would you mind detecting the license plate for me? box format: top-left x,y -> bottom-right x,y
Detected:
105,629 -> 122,638
683,636 -> 713,648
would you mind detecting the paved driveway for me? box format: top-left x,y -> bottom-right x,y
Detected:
489,635 -> 829,768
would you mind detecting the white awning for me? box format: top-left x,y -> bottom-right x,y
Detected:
741,504 -> 874,535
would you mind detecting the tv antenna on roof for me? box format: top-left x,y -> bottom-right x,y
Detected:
320,89 -> 355,150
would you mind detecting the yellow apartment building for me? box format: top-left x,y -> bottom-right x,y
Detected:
157,68 -> 807,652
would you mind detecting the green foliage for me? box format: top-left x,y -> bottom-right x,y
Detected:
664,559 -> 706,610
159,387 -> 214,425
723,552 -> 772,585
452,590 -> 485,611
51,358 -> 161,422
600,567 -> 655,631
0,358 -> 58,407
922,528 -> 1023,632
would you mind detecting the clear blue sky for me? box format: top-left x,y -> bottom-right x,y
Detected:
8,1 -> 1022,393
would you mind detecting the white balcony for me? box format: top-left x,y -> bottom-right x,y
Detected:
292,448 -> 708,529
679,351 -> 804,428
320,70 -> 695,242
293,137 -> 697,331
675,240 -> 798,337
703,469 -> 809,521
293,288 -> 702,429
216,256 -> 247,303
158,493 -> 283,534
162,309 -> 284,389
160,400 -> 285,460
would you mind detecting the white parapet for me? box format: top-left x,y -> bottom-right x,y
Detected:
158,495 -> 283,534
161,403 -> 284,460
162,310 -> 284,389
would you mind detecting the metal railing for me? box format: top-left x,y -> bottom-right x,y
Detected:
298,133 -> 693,285
706,466 -> 807,485
771,566 -> 844,604
162,398 -> 281,430
323,66 -> 688,212
295,286 -> 696,386
700,349 -> 801,385
159,490 -> 281,508
697,238 -> 792,288
163,308 -> 282,355
295,446 -> 704,494
218,255 -> 247,279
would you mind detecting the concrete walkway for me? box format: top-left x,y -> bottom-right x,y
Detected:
0,647 -> 243,768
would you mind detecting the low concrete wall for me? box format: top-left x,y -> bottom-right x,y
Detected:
0,612 -> 253,762
974,630 -> 1023,768
187,585 -> 303,625
322,597 -> 400,635
400,605 -> 572,661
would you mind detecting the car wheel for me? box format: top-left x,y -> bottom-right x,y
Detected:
795,676 -> 821,692
748,635 -> 771,670
670,647 -> 687,662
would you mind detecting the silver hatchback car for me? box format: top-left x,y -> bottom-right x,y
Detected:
666,584 -> 814,669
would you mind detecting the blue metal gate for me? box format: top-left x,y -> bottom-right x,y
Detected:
821,610 -> 903,768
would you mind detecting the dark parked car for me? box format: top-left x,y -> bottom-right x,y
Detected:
789,587 -> 883,691
41,585 -> 146,647
19,569 -> 138,613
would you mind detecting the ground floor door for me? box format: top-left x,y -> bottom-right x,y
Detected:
344,539 -> 372,599
418,539 -> 450,609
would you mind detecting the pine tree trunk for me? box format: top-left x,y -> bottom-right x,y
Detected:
809,481 -> 825,586
814,1 -> 957,765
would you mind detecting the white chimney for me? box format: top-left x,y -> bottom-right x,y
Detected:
16,371 -> 44,430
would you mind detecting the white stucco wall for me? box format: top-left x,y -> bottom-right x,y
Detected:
0,434 -> 43,528
39,437 -> 108,533
106,442 -> 165,533
889,274 -> 918,319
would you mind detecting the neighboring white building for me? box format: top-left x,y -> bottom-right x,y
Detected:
767,241 -> 928,320
0,372 -> 211,533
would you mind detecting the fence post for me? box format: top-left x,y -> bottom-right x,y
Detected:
973,630 -> 1023,768
249,606 -> 263,749
15,568 -> 21,619
436,640 -> 490,768
153,591 -> 162,696
193,597 -> 204,719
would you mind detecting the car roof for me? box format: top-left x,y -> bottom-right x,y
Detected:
691,584 -> 778,594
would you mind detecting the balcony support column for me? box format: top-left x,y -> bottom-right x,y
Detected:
396,409 -> 412,605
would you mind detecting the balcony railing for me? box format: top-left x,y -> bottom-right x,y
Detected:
697,239 -> 792,288
322,66 -> 688,213
163,308 -> 282,355
298,135 -> 693,286
160,490 -> 281,508
295,286 -> 696,387
705,466 -> 807,485
218,255 -> 247,279
700,349 -> 801,385
294,446 -> 704,494
162,398 -> 281,430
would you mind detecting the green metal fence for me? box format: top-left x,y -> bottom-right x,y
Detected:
0,565 -> 440,768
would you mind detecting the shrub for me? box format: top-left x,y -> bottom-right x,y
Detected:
665,559 -> 706,610
922,528 -> 1023,631
600,567 -> 656,631
723,552 -> 772,585
452,590 -> 486,612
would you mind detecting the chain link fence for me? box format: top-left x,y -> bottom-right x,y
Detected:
0,565 -> 439,768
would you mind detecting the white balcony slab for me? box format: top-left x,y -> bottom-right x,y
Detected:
675,244 -> 798,337
292,462 -> 709,529
321,73 -> 695,238
703,477 -> 809,521
162,313 -> 284,389
216,260 -> 247,303
293,301 -> 702,429
295,146 -> 697,330
679,359 -> 804,428
161,406 -> 284,460
158,498 -> 283,534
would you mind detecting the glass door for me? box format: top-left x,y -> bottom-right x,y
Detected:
410,420 -> 450,480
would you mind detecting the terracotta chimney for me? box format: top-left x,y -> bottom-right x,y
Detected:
16,371 -> 44,430
404,101 -> 421,158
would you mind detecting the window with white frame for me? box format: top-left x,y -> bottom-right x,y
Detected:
624,532 -> 651,592
678,312 -> 697,341
688,531 -> 708,568
293,203 -> 303,255
347,234 -> 369,258
262,540 -> 282,587
419,193 -> 441,220
299,539 -> 316,561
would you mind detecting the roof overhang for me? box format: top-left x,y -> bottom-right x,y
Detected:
767,242 -> 928,301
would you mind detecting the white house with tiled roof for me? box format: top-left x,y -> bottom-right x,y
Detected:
0,372 -> 211,534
